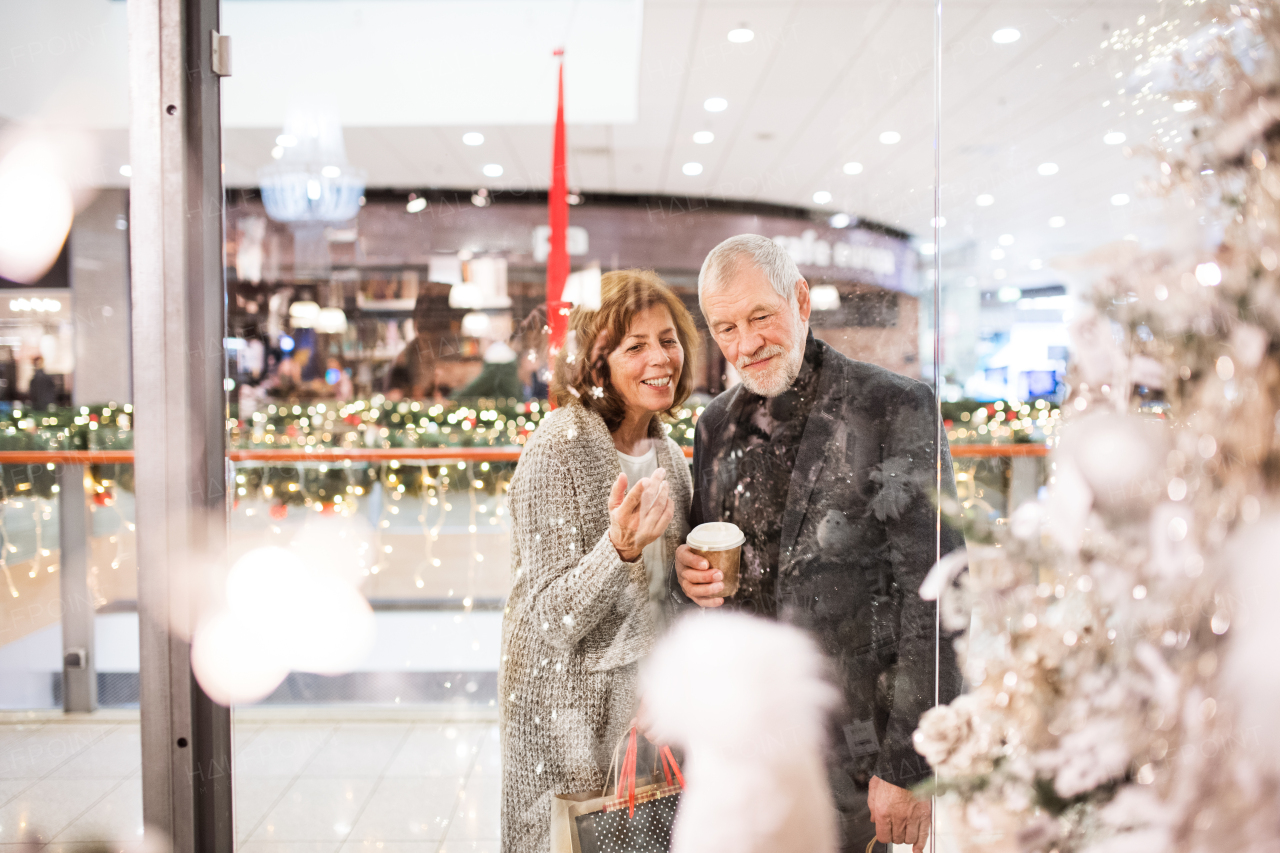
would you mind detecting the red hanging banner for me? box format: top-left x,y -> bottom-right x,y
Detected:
546,51 -> 571,361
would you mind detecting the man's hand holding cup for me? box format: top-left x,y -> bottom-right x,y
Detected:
675,522 -> 744,608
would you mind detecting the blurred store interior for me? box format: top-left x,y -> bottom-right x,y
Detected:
0,0 -> 1202,683
0,0 -> 1214,847
0,0 -> 1197,703
3,0 -> 1189,412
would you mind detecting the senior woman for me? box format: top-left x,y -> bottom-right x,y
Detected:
499,269 -> 697,852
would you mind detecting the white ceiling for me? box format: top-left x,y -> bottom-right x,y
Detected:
219,0 -> 644,126
0,0 -> 1205,287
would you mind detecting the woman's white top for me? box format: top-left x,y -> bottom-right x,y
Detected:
616,445 -> 668,604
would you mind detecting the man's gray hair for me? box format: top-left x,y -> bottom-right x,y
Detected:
697,234 -> 803,310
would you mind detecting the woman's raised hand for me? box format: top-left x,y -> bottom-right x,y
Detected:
608,468 -> 674,563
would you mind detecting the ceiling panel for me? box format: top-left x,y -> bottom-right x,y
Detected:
0,0 -> 1203,278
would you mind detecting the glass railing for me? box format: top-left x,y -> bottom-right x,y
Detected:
0,396 -> 1053,709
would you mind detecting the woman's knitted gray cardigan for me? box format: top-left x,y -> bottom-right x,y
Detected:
498,401 -> 691,853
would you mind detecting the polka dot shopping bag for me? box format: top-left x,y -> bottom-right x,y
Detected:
551,723 -> 684,853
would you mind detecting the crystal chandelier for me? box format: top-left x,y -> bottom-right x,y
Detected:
258,101 -> 366,278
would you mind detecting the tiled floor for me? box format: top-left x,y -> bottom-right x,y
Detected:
1,711 -> 928,853
0,709 -> 500,853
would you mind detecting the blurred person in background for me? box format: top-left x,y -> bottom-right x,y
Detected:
453,339 -> 521,400
265,352 -> 302,399
673,234 -> 962,853
386,292 -> 437,399
499,269 -> 697,852
322,355 -> 353,401
28,356 -> 56,411
514,307 -> 551,401
517,351 -> 549,401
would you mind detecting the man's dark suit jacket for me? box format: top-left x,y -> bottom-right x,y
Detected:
673,338 -> 964,806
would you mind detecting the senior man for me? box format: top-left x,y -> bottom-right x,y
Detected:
673,234 -> 963,853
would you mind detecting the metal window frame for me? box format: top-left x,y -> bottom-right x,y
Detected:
127,0 -> 232,850
58,464 -> 96,713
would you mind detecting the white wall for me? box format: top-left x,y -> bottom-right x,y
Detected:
70,188 -> 131,405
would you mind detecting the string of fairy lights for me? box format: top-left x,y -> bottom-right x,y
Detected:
941,399 -> 1063,445
0,396 -> 1052,601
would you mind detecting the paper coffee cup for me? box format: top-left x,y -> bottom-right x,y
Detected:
686,522 -> 745,598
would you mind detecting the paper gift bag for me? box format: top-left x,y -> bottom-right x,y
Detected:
550,725 -> 685,853
551,789 -> 607,853
574,790 -> 681,853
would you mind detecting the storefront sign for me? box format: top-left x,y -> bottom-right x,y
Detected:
773,229 -> 897,276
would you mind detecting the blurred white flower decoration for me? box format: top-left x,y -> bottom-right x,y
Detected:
191,543 -> 375,704
191,611 -> 291,706
0,138 -> 74,283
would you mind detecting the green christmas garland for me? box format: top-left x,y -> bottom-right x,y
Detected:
0,397 -> 1056,505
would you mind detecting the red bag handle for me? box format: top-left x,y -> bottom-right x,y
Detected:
622,725 -> 638,816
659,745 -> 684,789
612,721 -> 683,818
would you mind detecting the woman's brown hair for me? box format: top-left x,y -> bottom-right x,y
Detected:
551,269 -> 698,432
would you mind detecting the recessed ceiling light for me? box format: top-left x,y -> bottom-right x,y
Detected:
1038,162 -> 1059,176
275,134 -> 297,147
812,190 -> 832,204
810,285 -> 841,311
879,131 -> 901,145
919,243 -> 936,256
119,164 -> 132,177
976,194 -> 994,206
462,132 -> 485,146
482,164 -> 503,177
843,161 -> 864,175
1029,259 -> 1044,270
990,248 -> 1006,260
321,165 -> 341,178
682,162 -> 703,176
727,27 -> 754,43
1173,100 -> 1196,113
1111,193 -> 1130,206
271,146 -> 284,160
704,97 -> 728,112
998,234 -> 1014,246
992,28 -> 1021,44
1049,216 -> 1066,227
693,131 -> 714,144
406,198 -> 427,213
829,213 -> 851,228
1103,131 -> 1127,145
993,269 -> 1008,280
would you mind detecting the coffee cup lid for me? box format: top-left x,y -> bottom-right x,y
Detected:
686,521 -> 745,551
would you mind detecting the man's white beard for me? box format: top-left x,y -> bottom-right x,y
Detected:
736,320 -> 806,398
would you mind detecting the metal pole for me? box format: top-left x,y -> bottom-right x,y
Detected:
58,463 -> 97,713
127,0 -> 232,850
931,0 -> 943,851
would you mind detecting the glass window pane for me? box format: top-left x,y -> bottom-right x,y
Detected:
0,0 -> 140,844
928,2 -> 1224,848
214,1 -> 946,849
